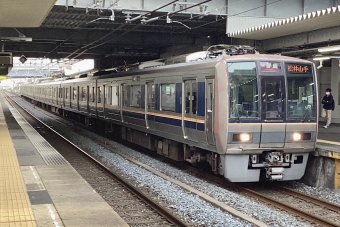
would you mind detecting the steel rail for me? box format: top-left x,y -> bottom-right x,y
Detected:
239,186 -> 340,227
170,163 -> 340,227
279,186 -> 340,214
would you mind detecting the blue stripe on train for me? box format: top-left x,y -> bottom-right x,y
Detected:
123,111 -> 144,119
197,123 -> 204,131
124,110 -> 205,131
184,121 -> 205,131
185,120 -> 196,129
155,116 -> 181,127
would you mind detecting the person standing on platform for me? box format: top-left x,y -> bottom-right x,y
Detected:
321,88 -> 335,128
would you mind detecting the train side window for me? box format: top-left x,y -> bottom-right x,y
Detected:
65,87 -> 69,99
130,85 -> 142,108
81,87 -> 86,101
91,87 -> 95,102
97,87 -> 101,103
73,87 -> 77,100
147,82 -> 155,110
106,86 -> 111,105
184,81 -> 197,115
123,85 -> 127,106
111,85 -> 119,106
161,83 -> 176,112
192,83 -> 197,115
89,87 -> 92,102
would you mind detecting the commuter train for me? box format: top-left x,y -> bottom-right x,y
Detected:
20,46 -> 318,182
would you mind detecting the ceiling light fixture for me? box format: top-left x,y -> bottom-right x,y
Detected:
318,45 -> 340,53
313,56 -> 330,61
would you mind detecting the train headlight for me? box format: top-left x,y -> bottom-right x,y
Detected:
293,133 -> 302,141
232,133 -> 251,142
240,133 -> 250,142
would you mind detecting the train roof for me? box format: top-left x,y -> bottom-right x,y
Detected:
21,52 -> 313,86
222,53 -> 312,63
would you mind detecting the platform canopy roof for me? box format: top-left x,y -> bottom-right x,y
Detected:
228,6 -> 340,40
0,0 -> 56,27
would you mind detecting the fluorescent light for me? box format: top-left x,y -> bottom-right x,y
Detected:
313,56 -> 330,61
318,45 -> 340,52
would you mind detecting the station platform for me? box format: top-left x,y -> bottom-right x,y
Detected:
303,122 -> 340,189
0,94 -> 129,226
316,122 -> 340,158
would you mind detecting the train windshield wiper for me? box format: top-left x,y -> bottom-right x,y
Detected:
301,105 -> 311,122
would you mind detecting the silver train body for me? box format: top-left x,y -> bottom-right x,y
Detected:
20,54 -> 318,182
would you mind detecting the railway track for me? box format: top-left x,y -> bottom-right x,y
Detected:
177,164 -> 340,227
239,185 -> 340,227
178,164 -> 340,227
5,93 -> 188,227
8,92 -> 340,227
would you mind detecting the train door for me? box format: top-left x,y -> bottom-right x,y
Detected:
145,82 -> 155,129
57,87 -> 60,106
205,79 -> 215,145
97,85 -> 104,117
77,86 -> 80,111
62,87 -> 65,107
86,86 -> 89,113
104,84 -> 110,118
68,86 -> 72,108
120,84 -> 125,122
260,76 -> 286,148
182,80 -> 197,140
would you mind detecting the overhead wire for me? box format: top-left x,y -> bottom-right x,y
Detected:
50,0 -> 285,60
46,0 -> 124,58
64,0 -> 180,59
178,0 -> 285,33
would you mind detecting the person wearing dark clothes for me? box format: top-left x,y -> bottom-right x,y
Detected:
321,88 -> 335,128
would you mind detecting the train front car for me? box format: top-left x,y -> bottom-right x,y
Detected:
214,55 -> 318,182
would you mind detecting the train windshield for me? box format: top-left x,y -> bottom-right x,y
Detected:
228,62 -> 259,119
286,63 -> 316,119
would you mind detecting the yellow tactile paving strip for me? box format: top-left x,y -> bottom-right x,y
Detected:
0,103 -> 36,227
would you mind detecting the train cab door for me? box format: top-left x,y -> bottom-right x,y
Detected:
260,76 -> 286,148
205,79 -> 215,145
182,80 -> 198,140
